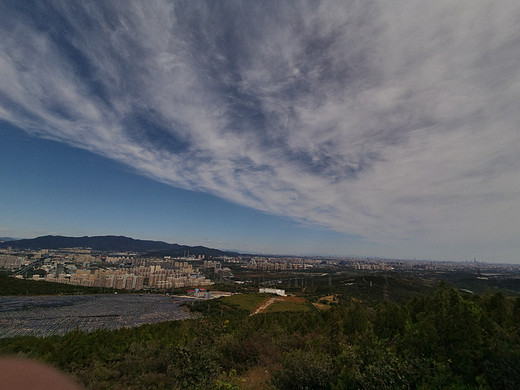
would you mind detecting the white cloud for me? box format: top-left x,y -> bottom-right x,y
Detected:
1,1 -> 520,260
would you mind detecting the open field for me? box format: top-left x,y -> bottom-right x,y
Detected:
265,296 -> 311,313
219,293 -> 271,312
219,294 -> 312,315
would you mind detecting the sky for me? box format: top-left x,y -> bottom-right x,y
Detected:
1,1 -> 520,263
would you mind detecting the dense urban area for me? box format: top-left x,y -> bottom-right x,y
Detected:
2,244 -> 518,291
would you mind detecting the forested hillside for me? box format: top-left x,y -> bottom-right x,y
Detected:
1,283 -> 519,389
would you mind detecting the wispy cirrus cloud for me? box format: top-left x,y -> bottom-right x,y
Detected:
1,1 -> 520,259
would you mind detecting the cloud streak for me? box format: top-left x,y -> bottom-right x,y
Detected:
1,1 -> 520,259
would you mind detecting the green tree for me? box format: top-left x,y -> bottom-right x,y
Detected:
272,349 -> 336,390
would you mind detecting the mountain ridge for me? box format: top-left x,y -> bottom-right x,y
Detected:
0,235 -> 239,257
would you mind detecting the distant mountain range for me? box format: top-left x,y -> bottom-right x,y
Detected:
0,237 -> 16,242
0,235 -> 239,257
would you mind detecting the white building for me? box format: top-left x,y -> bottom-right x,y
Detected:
259,288 -> 286,296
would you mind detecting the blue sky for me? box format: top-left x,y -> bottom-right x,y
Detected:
1,1 -> 520,262
1,122 -> 365,256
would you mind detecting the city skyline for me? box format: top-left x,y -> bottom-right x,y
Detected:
1,1 -> 520,263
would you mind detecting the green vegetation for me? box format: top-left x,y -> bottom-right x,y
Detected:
0,275 -> 113,296
1,283 -> 519,389
266,299 -> 312,313
218,293 -> 271,312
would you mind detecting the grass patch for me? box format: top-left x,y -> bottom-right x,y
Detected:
220,293 -> 271,312
267,297 -> 312,313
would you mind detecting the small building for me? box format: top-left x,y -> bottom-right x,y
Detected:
259,288 -> 286,296
187,288 -> 207,298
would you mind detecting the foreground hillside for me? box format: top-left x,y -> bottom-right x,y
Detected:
1,284 -> 519,389
0,275 -> 111,296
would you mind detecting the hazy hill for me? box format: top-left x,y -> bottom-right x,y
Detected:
0,235 -> 238,257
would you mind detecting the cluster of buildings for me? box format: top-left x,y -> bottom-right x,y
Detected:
36,262 -> 213,290
350,261 -> 393,271
0,254 -> 27,269
240,255 -> 520,274
245,257 -> 313,271
2,247 -> 213,291
3,246 -> 520,287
